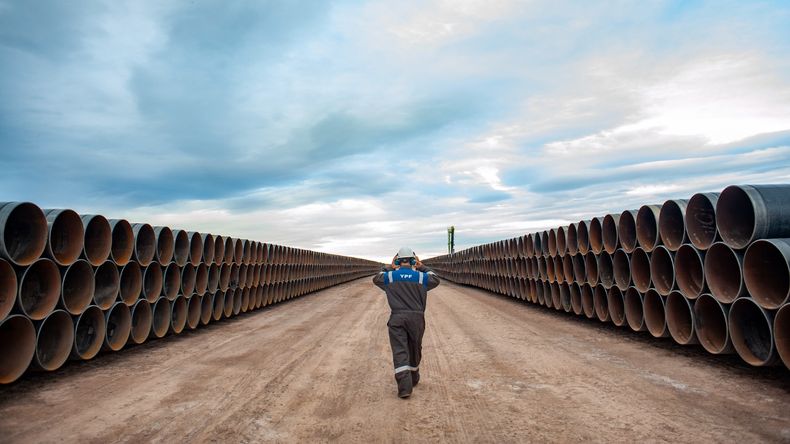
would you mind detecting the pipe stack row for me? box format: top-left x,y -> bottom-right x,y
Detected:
0,202 -> 380,384
424,185 -> 790,372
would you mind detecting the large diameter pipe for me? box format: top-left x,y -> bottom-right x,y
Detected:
631,247 -> 652,293
60,259 -> 94,315
172,229 -> 189,266
559,282 -> 571,312
729,297 -> 778,366
650,246 -> 675,295
686,193 -> 720,250
705,242 -> 746,303
717,184 -> 790,250
675,244 -> 706,299
142,263 -> 163,303
658,199 -> 689,251
589,217 -> 604,255
32,309 -> 74,371
94,260 -> 120,310
613,249 -> 631,290
577,221 -> 591,255
581,283 -> 595,319
636,204 -> 662,252
0,315 -> 35,384
0,202 -> 48,266
71,305 -> 105,360
195,263 -> 208,295
169,295 -> 187,335
108,219 -> 134,266
224,237 -> 234,264
131,223 -> 156,266
593,284 -> 610,322
43,209 -> 84,267
743,239 -> 790,309
187,294 -> 201,329
223,289 -> 234,317
602,214 -> 620,254
153,226 -> 174,266
17,257 -> 61,320
597,252 -> 614,289
213,290 -> 225,321
150,297 -> 170,339
666,291 -> 697,345
618,210 -> 638,253
128,299 -> 152,345
181,263 -> 196,296
233,238 -> 243,264
585,252 -> 598,285
104,302 -> 131,351
694,294 -> 733,355
201,233 -> 215,265
208,263 -> 220,293
80,214 -> 111,266
188,231 -> 203,266
567,223 -> 578,255
643,289 -> 669,338
775,304 -> 790,370
556,227 -> 567,256
0,259 -> 16,320
607,287 -> 626,327
162,262 -> 180,301
200,292 -> 213,325
548,229 -> 557,257
570,282 -> 582,315
118,261 -> 142,306
213,235 -> 225,265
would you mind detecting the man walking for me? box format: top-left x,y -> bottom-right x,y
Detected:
373,247 -> 440,398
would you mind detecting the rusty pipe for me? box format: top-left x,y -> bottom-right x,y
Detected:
201,233 -> 215,266
108,219 -> 134,266
729,297 -> 777,366
71,305 -> 105,360
188,231 -> 203,266
686,192 -> 720,250
94,260 -> 120,310
17,258 -> 61,320
0,202 -> 48,266
577,220 -> 591,255
208,263 -> 219,294
601,213 -> 620,254
195,263 -> 208,295
613,249 -> 631,290
233,288 -> 243,316
705,242 -> 746,304
570,282 -> 582,315
200,292 -> 213,325
743,239 -> 790,309
572,253 -> 586,284
60,259 -> 94,315
666,291 -> 697,345
0,315 -> 35,383
566,223 -> 579,255
589,217 -> 604,255
0,259 -> 16,320
128,299 -> 152,345
223,237 -> 234,264
80,214 -> 111,266
585,252 -> 598,285
32,309 -> 74,371
118,261 -> 142,306
649,246 -> 675,295
162,262 -> 180,301
548,229 -> 557,257
213,234 -> 225,265
181,263 -> 196,296
581,283 -> 595,319
234,238 -> 243,264
675,244 -> 706,299
142,263 -> 163,303
693,294 -> 733,355
717,184 -> 790,250
607,287 -> 626,327
643,289 -> 669,338
597,252 -> 614,289
43,209 -> 84,266
187,294 -> 201,329
774,304 -> 790,370
659,199 -> 689,251
241,287 -> 251,313
172,229 -> 189,267
618,210 -> 638,253
560,282 -> 571,312
169,295 -> 187,334
153,226 -> 174,266
636,204 -> 662,252
593,284 -> 610,322
104,302 -> 131,351
556,227 -> 567,256
213,290 -> 226,320
131,223 -> 156,267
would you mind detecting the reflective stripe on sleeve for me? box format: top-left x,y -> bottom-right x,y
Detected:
394,365 -> 419,374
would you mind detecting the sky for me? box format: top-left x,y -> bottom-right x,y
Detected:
1,0 -> 789,263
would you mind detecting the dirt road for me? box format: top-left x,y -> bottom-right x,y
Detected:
1,278 -> 789,443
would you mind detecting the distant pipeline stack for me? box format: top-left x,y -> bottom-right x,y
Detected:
424,185 -> 790,371
0,202 -> 380,384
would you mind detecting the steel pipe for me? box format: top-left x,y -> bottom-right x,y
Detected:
775,304 -> 790,370
548,229 -> 557,257
556,227 -> 567,256
717,184 -> 790,249
94,260 -> 120,310
181,263 -> 196,296
567,223 -> 578,255
187,294 -> 201,329
686,192 -> 719,250
188,231 -> 203,266
581,283 -> 595,319
43,209 -> 84,266
705,242 -> 746,304
216,290 -> 228,320
572,253 -> 586,284
636,204 -> 662,252
0,202 -> 48,266
118,261 -> 142,306
223,289 -> 234,317
613,249 -> 631,290
658,199 -> 689,251
666,291 -> 697,345
602,214 -> 620,254
17,257 -> 61,320
233,238 -> 243,264
618,210 -> 638,253
108,219 -> 134,266
585,252 -> 598,285
71,305 -> 105,360
743,239 -> 790,309
675,244 -> 706,299
729,297 -> 777,366
150,297 -> 170,339
208,263 -> 219,293
195,263 -> 208,295
173,229 -> 189,267
128,299 -> 152,345
589,217 -> 604,255
559,282 -> 571,312
593,284 -> 610,322
131,223 -> 156,266
32,309 -> 74,371
0,314 -> 35,383
153,226 -> 175,266
643,289 -> 669,338
170,295 -> 187,334
200,292 -> 213,325
60,259 -> 94,315
650,246 -> 675,295
213,234 -> 225,265
142,263 -> 163,303
0,259 -> 16,320
607,287 -> 626,327
201,233 -> 215,265
694,294 -> 733,355
162,262 -> 180,301
597,252 -> 614,289
577,220 -> 591,255
104,302 -> 131,351
223,237 -> 234,264
80,215 -> 111,266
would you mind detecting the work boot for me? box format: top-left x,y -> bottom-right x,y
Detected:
396,372 -> 413,398
411,370 -> 420,387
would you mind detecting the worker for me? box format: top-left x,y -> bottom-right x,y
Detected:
373,247 -> 441,398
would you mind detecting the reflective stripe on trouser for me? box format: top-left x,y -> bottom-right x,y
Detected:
388,312 -> 425,377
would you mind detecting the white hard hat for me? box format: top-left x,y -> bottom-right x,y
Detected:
396,247 -> 415,259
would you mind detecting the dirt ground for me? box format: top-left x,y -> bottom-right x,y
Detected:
1,278 -> 789,443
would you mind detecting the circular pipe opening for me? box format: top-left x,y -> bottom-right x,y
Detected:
0,315 -> 35,383
213,235 -> 225,264
181,264 -> 196,296
686,193 -> 719,250
585,252 -> 598,285
577,221 -> 590,254
94,261 -> 120,310
215,290 -> 227,319
548,229 -> 557,257
562,254 -> 573,283
153,227 -> 174,266
589,218 -> 603,255
643,289 -> 668,338
560,282 -> 571,312
232,288 -> 242,316
173,230 -> 189,266
132,224 -> 156,266
717,185 -> 755,249
81,215 -> 111,266
675,244 -> 705,299
618,210 -> 638,253
573,254 -> 586,283
195,263 -> 208,295
666,291 -> 696,345
637,205 -> 661,252
602,214 -> 620,254
545,257 -> 555,283
542,281 -> 552,309
581,283 -> 594,319
142,263 -> 163,303
187,295 -> 201,329
109,219 -> 134,266
61,259 -> 94,314
650,246 -> 675,295
119,261 -> 142,306
104,302 -> 131,351
613,249 -> 631,290
597,252 -> 614,289
34,310 -> 74,371
556,227 -> 567,256
658,200 -> 688,251
129,300 -> 152,344
44,209 -> 84,266
208,263 -> 220,293
170,295 -> 187,334
775,304 -> 790,370
705,242 -> 744,303
72,305 -> 105,360
242,288 -> 251,313
694,294 -> 731,354
594,284 -> 609,322
607,287 -> 625,326
744,239 -> 790,309
19,258 -> 61,320
201,292 -> 213,325
0,259 -> 16,320
224,237 -> 234,264
0,202 -> 48,266
234,239 -> 243,264
151,298 -> 170,338
729,297 -> 775,366
567,224 -> 578,255
189,232 -> 203,266
202,233 -> 215,265
163,262 -> 180,301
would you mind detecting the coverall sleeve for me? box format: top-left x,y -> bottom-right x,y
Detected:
417,266 -> 441,291
372,271 -> 387,291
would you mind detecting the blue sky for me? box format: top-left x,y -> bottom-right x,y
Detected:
1,0 -> 789,262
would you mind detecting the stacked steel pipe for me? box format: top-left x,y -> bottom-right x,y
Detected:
0,202 -> 379,384
424,184 -> 790,372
